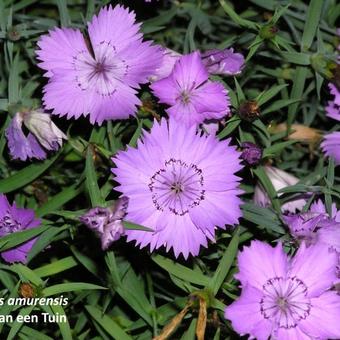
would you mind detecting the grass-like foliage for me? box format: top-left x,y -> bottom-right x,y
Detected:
0,0 -> 339,339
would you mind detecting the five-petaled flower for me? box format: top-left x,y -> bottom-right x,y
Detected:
150,52 -> 231,127
225,241 -> 340,340
111,118 -> 243,258
36,5 -> 162,125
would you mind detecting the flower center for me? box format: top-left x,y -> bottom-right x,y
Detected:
0,213 -> 21,235
180,91 -> 191,105
148,158 -> 205,216
260,276 -> 311,329
73,41 -> 129,96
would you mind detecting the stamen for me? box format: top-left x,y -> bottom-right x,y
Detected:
260,276 -> 311,329
148,159 -> 205,216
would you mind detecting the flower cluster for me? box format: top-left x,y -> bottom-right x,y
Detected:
0,195 -> 41,263
2,3 -> 340,339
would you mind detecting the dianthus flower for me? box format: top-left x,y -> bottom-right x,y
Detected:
36,5 -> 162,124
112,118 -> 243,258
150,52 -> 230,127
5,109 -> 66,161
80,197 -> 128,250
225,241 -> 340,339
0,194 -> 41,264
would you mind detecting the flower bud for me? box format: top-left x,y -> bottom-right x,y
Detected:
310,53 -> 337,80
19,282 -> 37,298
238,100 -> 260,121
254,166 -> 307,213
7,27 -> 20,41
23,109 -> 67,151
259,24 -> 278,39
240,142 -> 262,166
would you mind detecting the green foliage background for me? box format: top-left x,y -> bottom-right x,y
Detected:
0,0 -> 339,338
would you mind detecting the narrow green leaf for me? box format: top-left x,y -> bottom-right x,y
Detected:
152,255 -> 209,286
85,146 -> 105,207
263,140 -> 297,157
122,220 -> 153,231
36,182 -> 83,217
219,0 -> 257,29
0,225 -> 49,252
56,0 -> 71,27
7,305 -> 35,340
43,283 -> 106,296
301,0 -> 324,51
280,51 -> 311,65
257,84 -> 288,106
0,152 -> 60,193
34,256 -> 78,278
206,229 -> 239,296
85,305 -> 133,340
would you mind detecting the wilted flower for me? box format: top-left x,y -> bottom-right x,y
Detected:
238,100 -> 260,121
225,241 -> 340,340
36,5 -> 162,125
270,123 -> 322,144
0,194 -> 41,264
112,118 -> 243,258
201,48 -> 244,76
325,83 -> 340,121
321,132 -> 340,165
5,109 -> 66,161
284,199 -> 340,254
310,199 -> 340,221
151,52 -> 230,127
149,48 -> 181,82
201,121 -> 220,136
240,142 -> 262,166
254,165 -> 307,213
80,197 -> 128,250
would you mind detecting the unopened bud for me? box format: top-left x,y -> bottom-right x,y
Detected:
259,24 -> 278,39
238,100 -> 260,121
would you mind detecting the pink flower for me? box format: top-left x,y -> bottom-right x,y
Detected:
112,118 -> 243,258
0,194 -> 41,264
225,241 -> 340,339
148,48 -> 181,82
150,52 -> 231,127
36,5 -> 163,125
201,48 -> 244,76
5,109 -> 66,161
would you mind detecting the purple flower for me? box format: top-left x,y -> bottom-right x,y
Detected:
225,241 -> 340,339
201,48 -> 244,76
80,197 -> 128,250
240,142 -> 262,166
36,5 -> 163,125
325,83 -> 340,121
149,48 -> 181,82
284,211 -> 327,242
310,199 -> 340,222
0,194 -> 41,264
284,200 -> 340,255
321,132 -> 340,165
112,118 -> 243,258
254,166 -> 307,213
150,52 -> 231,127
5,110 -> 66,161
